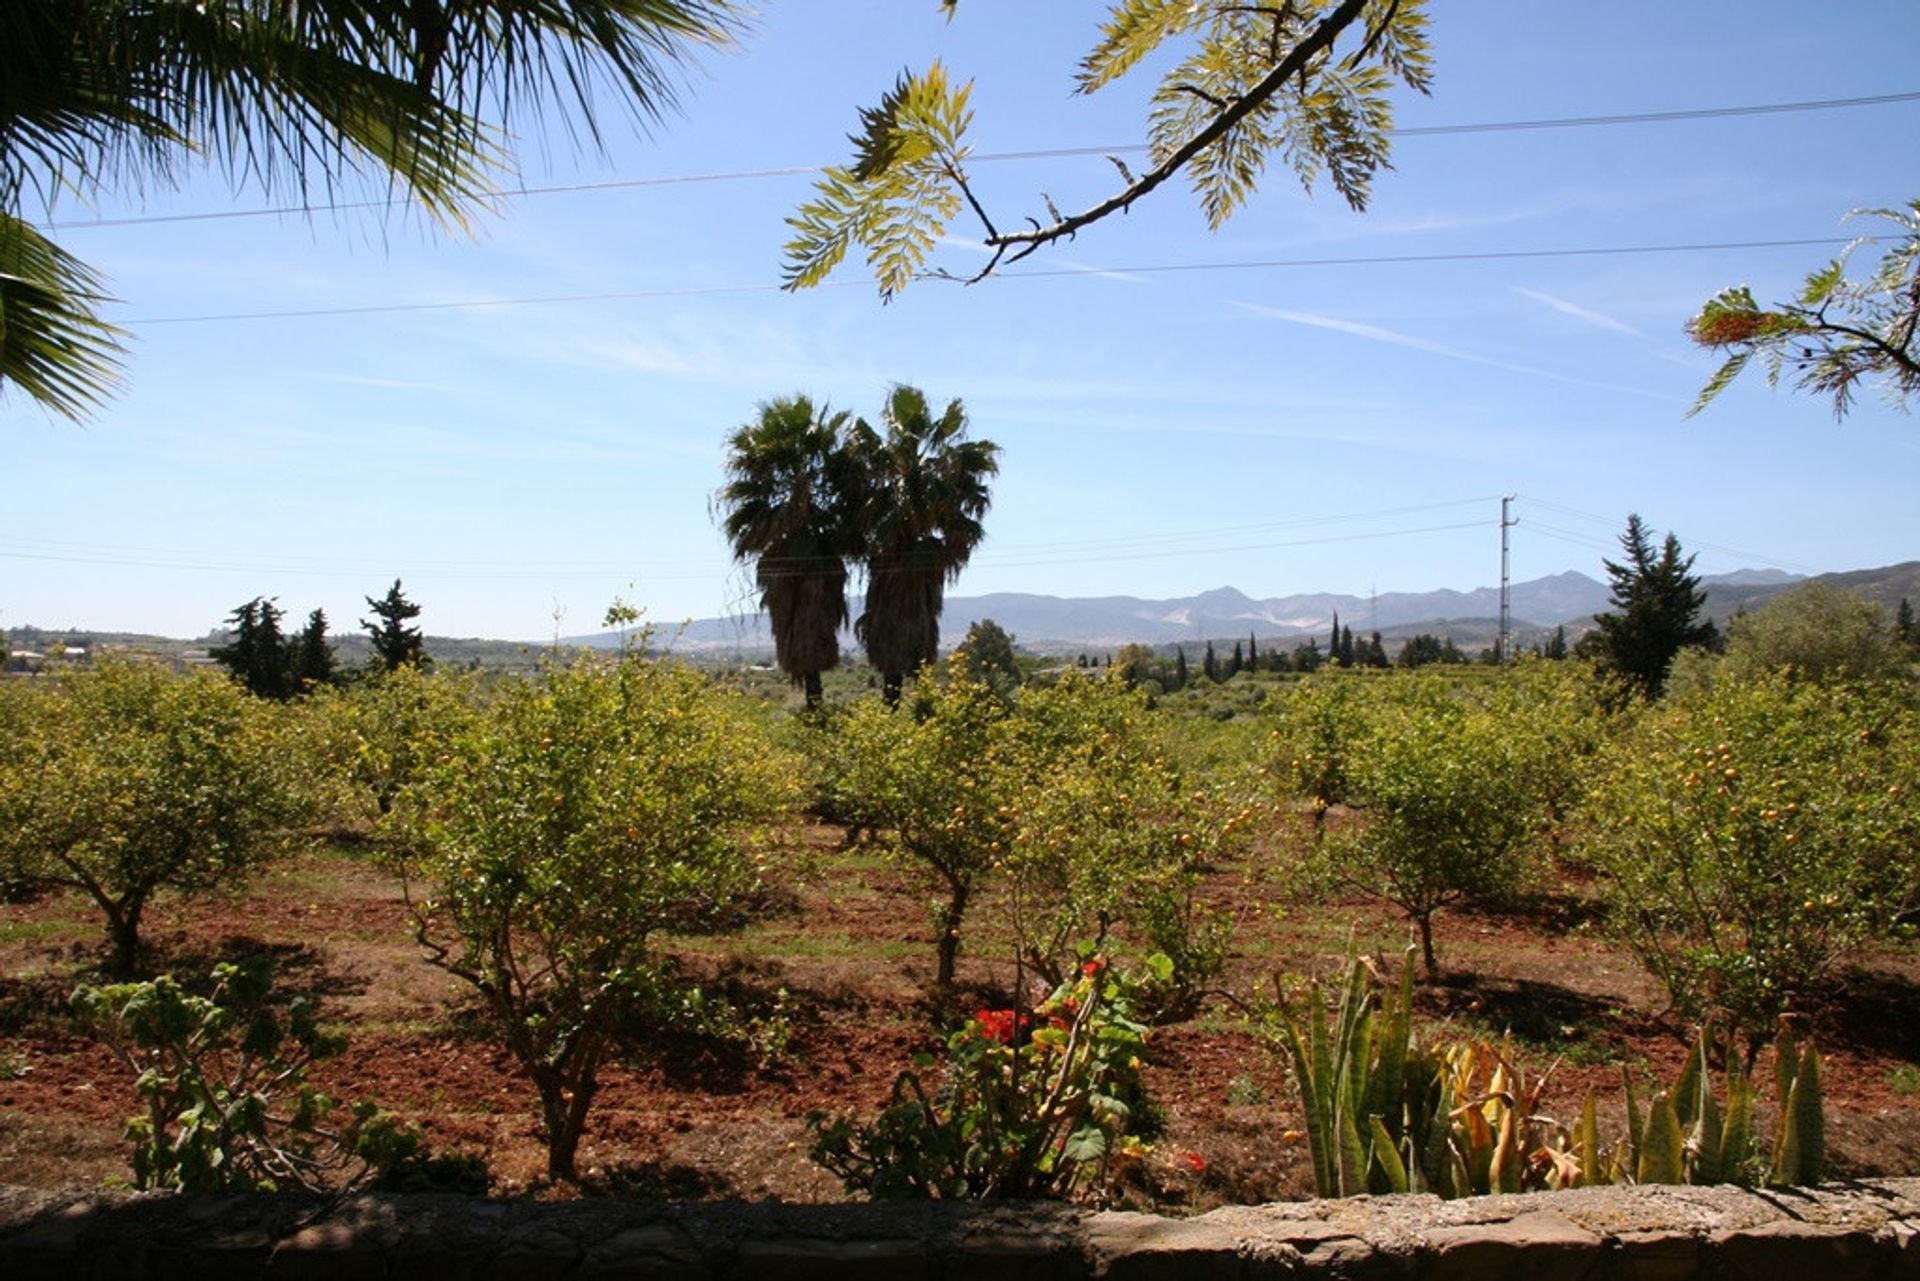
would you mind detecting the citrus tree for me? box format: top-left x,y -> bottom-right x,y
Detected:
0,660 -> 310,973
1578,673 -> 1918,1046
827,662 -> 1020,987
1302,676 -> 1545,979
393,653 -> 795,1181
999,673 -> 1248,1013
299,663 -> 481,835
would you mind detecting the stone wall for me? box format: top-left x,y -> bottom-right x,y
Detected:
4,1179 -> 1918,1278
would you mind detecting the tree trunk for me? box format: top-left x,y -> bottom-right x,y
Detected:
1417,913 -> 1439,982
537,1069 -> 599,1182
882,671 -> 904,707
803,670 -> 823,710
104,893 -> 146,976
935,878 -> 970,988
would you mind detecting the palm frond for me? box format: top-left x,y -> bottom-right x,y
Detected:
0,214 -> 125,422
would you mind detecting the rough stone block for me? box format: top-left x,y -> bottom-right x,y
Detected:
1422,1211 -> 1603,1281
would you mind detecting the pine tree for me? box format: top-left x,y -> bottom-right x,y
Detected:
1897,598 -> 1917,651
1545,624 -> 1568,660
1592,515 -> 1717,697
289,608 -> 336,690
212,597 -> 292,699
362,579 -> 428,672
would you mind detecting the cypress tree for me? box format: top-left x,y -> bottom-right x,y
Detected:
1229,640 -> 1244,676
1328,611 -> 1341,664
1203,640 -> 1219,683
212,597 -> 293,699
1248,632 -> 1259,669
1545,624 -> 1568,660
289,609 -> 337,690
1897,598 -> 1916,651
1174,645 -> 1189,689
1339,625 -> 1355,667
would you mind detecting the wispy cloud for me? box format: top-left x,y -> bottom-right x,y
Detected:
1234,302 -> 1675,402
1511,287 -> 1644,337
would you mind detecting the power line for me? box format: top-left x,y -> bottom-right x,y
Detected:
1513,497 -> 1820,574
128,235 -> 1869,326
0,500 -> 1500,584
41,91 -> 1920,233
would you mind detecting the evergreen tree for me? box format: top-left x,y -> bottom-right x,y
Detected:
289,608 -> 336,690
1247,632 -> 1259,669
1339,625 -> 1356,668
1399,634 -> 1440,668
1228,640 -> 1244,677
955,618 -> 1020,691
362,579 -> 428,672
1174,645 -> 1189,690
1545,624 -> 1568,661
1327,611 -> 1341,665
1293,639 -> 1322,673
1591,515 -> 1717,697
1203,640 -> 1219,683
1363,631 -> 1389,668
211,597 -> 292,699
1897,598 -> 1917,652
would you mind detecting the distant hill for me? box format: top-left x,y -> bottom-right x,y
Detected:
23,562 -> 1912,664
577,565 -> 1917,658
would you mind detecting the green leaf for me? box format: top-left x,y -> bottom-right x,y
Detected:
1368,1115 -> 1409,1193
1062,1125 -> 1110,1163
1797,256 -> 1847,307
1638,1095 -> 1686,1185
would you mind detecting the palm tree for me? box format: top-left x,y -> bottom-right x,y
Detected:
717,396 -> 857,709
850,385 -> 1000,705
1,0 -> 739,420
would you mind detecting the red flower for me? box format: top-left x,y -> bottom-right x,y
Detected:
975,1009 -> 1019,1044
1183,1150 -> 1206,1174
1083,958 -> 1105,977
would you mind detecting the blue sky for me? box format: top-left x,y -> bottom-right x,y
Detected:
5,2 -> 1917,641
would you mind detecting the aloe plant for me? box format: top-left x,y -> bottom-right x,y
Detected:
1265,956 -> 1828,1200
1263,945 -> 1416,1197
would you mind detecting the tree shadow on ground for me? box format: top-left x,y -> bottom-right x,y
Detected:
1422,973 -> 1651,1063
1816,964 -> 1920,1061
579,1159 -> 741,1200
148,934 -> 370,1002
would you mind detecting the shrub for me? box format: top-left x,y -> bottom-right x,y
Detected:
0,660 -> 309,973
71,959 -> 455,1193
394,653 -> 796,1181
1577,673 -> 1917,1042
809,952 -> 1165,1201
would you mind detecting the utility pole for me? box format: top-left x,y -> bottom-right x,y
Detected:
1498,494 -> 1518,661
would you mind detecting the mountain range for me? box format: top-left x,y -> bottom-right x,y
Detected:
606,562 -> 1919,657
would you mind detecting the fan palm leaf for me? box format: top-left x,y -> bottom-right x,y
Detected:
851,385 -> 999,702
717,396 -> 857,707
0,0 -> 740,420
